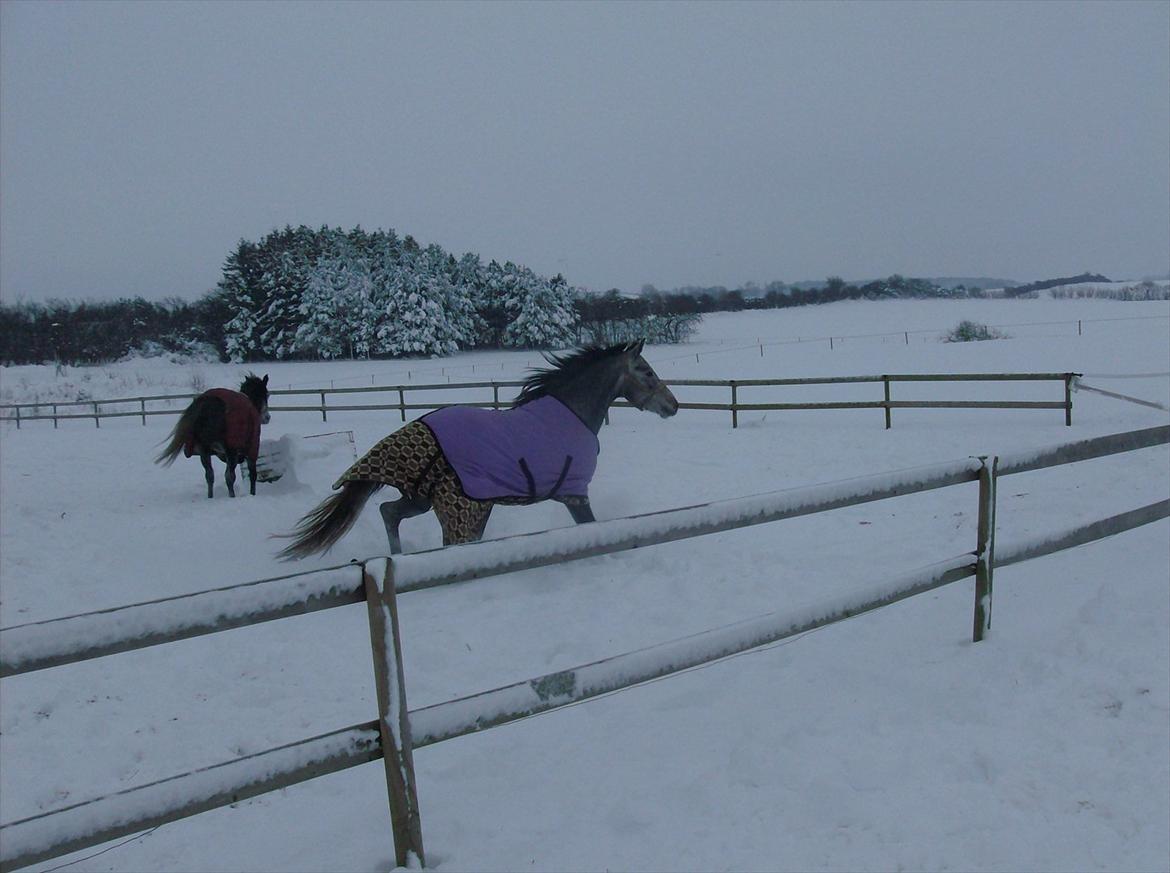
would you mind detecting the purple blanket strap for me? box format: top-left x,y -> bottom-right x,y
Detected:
422,396 -> 599,501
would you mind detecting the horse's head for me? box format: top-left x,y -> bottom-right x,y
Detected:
616,340 -> 678,418
514,341 -> 677,431
240,373 -> 271,424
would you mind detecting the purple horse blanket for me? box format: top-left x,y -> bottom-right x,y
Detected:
422,395 -> 599,501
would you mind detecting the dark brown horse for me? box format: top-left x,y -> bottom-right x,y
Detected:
156,374 -> 271,498
278,341 -> 677,558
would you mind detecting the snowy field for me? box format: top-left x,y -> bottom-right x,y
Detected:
1,298 -> 1168,872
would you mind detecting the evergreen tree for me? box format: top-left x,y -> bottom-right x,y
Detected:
423,244 -> 479,349
212,223 -> 590,360
295,254 -> 374,359
256,247 -> 307,359
371,253 -> 464,357
502,266 -> 579,348
221,239 -> 263,362
475,260 -> 512,347
451,252 -> 492,347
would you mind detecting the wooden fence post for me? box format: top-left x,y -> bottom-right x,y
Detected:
140,399 -> 147,426
973,456 -> 998,642
93,402 -> 100,428
14,405 -> 20,430
492,383 -> 500,411
398,388 -> 406,423
320,391 -> 328,423
1064,374 -> 1073,426
53,404 -> 58,429
730,381 -> 738,429
883,376 -> 892,430
362,560 -> 427,868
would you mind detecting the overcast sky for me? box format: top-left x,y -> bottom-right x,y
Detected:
2,1 -> 1167,303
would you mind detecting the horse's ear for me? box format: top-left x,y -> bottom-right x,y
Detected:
633,339 -> 645,356
262,374 -> 269,385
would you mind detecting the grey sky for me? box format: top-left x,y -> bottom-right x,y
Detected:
2,0 -> 1167,303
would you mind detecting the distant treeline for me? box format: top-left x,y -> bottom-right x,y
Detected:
0,223 -> 1128,366
1049,281 -> 1168,301
1,271 -> 969,366
0,223 -> 701,366
634,274 -> 975,314
0,296 -> 233,368
1003,272 -> 1111,298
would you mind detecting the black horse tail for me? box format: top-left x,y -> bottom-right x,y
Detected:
155,399 -> 204,466
276,481 -> 385,560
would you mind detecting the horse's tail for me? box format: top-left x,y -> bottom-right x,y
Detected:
155,398 -> 204,466
276,481 -> 384,560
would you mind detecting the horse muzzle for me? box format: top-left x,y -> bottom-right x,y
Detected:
644,386 -> 679,418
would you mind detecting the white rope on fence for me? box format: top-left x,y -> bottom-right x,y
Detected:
1071,378 -> 1170,412
1080,371 -> 1170,379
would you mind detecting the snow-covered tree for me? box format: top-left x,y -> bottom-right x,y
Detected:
256,249 -> 308,359
501,265 -> 579,348
216,224 -> 583,359
422,244 -> 480,349
370,253 -> 465,357
295,254 -> 375,359
220,239 -> 263,362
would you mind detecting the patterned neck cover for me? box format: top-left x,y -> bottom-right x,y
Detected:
422,395 -> 600,501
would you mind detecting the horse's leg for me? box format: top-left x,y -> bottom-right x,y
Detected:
557,495 -> 596,524
436,491 -> 493,548
224,450 -> 238,498
200,450 -> 214,498
247,455 -> 258,496
378,495 -> 432,555
192,399 -> 226,498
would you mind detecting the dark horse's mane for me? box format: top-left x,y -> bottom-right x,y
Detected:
513,341 -> 640,407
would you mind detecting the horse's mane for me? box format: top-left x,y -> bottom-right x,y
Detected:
513,342 -> 640,407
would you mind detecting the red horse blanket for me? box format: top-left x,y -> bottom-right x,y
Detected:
183,388 -> 262,462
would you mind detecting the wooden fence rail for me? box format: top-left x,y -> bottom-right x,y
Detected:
0,372 -> 1079,429
1,425 -> 1166,870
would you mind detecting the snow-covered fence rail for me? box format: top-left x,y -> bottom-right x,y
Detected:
0,371 -> 1078,429
0,563 -> 365,677
1,425 -> 1166,871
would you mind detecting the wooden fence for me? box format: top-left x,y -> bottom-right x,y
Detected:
0,371 -> 1078,429
1,424 -> 1166,870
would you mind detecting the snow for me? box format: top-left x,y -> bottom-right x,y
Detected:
1,724 -> 380,869
1,298 -> 1168,872
409,553 -> 977,749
